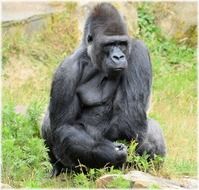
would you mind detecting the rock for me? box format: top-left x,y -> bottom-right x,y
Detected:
95,170 -> 194,189
96,174 -> 119,188
2,2 -> 65,22
96,174 -> 133,189
178,176 -> 198,189
2,2 -> 65,36
125,171 -> 184,189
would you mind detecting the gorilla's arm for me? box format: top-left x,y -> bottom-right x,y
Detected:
104,39 -> 152,143
49,56 -> 81,131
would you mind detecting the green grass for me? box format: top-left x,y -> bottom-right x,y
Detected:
2,2 -> 197,188
137,4 -> 197,178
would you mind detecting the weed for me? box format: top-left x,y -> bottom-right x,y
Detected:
149,184 -> 161,189
106,176 -> 132,189
126,141 -> 165,173
2,103 -> 51,187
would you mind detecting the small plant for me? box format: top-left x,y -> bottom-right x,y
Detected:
73,173 -> 90,188
2,103 -> 51,187
127,140 -> 138,163
127,141 -> 149,172
106,176 -> 132,189
126,141 -> 165,173
149,183 -> 161,189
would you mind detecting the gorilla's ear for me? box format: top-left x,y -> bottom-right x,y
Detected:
87,34 -> 93,43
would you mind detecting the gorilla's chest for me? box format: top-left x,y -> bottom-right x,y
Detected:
77,74 -> 123,125
77,73 -> 120,106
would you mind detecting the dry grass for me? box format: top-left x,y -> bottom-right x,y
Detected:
3,54 -> 51,104
150,69 -> 197,177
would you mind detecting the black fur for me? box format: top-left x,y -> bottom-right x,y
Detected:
42,3 -> 166,176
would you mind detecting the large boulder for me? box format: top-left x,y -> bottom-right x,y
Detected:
96,170 -> 198,189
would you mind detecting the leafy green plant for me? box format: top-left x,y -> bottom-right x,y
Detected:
149,183 -> 161,189
106,176 -> 132,189
126,141 -> 165,173
137,3 -> 160,39
2,103 -> 51,187
73,173 -> 91,188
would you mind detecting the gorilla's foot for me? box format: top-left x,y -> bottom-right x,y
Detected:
136,118 -> 166,158
50,164 -> 65,178
113,142 -> 127,165
114,142 -> 127,152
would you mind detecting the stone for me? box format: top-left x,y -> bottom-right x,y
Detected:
95,170 -> 196,189
2,2 -> 65,22
96,174 -> 119,188
2,2 -> 65,36
125,171 -> 184,189
178,176 -> 198,189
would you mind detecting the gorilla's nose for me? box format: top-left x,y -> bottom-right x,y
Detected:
111,53 -> 125,63
111,47 -> 126,67
112,54 -> 125,60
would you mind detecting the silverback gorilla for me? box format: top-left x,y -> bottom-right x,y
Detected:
42,3 -> 166,176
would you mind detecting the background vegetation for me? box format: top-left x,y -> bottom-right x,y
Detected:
2,3 -> 197,188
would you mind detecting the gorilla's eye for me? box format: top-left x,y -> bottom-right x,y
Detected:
87,34 -> 93,43
119,41 -> 128,52
120,44 -> 127,52
119,41 -> 127,46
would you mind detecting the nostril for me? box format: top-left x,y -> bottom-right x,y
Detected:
113,55 -> 119,60
120,55 -> 124,59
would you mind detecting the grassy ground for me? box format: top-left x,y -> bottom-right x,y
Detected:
2,3 -> 197,188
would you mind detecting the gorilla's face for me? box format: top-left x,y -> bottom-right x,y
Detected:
87,34 -> 131,76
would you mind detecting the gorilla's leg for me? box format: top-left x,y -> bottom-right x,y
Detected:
136,118 -> 166,158
53,125 -> 127,170
42,113 -> 127,174
41,110 -> 66,177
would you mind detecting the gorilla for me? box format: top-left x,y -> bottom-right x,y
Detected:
42,3 -> 166,176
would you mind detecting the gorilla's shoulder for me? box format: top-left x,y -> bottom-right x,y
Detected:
54,47 -> 87,81
130,38 -> 151,65
131,38 -> 149,52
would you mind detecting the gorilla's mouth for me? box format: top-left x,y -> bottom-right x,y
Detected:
107,67 -> 125,78
114,68 -> 124,71
112,67 -> 126,73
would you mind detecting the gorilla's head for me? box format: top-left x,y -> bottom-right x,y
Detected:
83,3 -> 131,76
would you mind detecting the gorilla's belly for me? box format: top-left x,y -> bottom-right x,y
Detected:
79,102 -> 113,127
